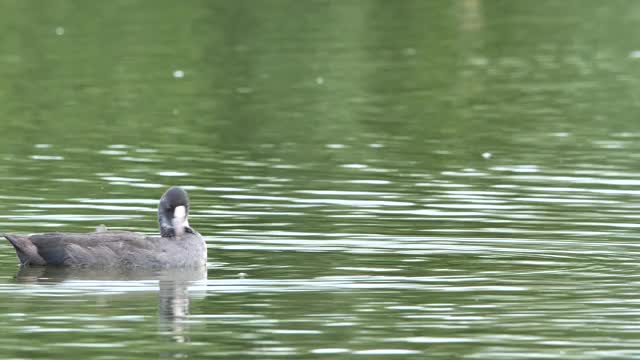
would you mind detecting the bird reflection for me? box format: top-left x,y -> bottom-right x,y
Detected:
158,279 -> 191,343
14,266 -> 206,347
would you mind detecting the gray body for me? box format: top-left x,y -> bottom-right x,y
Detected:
2,187 -> 206,268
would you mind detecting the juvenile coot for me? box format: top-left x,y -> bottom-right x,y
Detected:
2,186 -> 206,268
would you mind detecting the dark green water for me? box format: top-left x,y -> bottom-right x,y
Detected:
2,0 -> 640,358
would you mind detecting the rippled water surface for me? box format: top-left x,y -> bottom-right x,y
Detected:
2,1 -> 640,359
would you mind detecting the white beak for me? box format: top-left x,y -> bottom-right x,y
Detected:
173,205 -> 187,236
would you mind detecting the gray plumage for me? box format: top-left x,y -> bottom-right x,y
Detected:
2,186 -> 206,268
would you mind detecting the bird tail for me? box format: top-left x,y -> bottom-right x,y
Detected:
2,234 -> 45,266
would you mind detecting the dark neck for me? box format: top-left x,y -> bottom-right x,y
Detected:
158,208 -> 174,237
160,224 -> 175,237
159,210 -> 194,237
161,226 -> 195,238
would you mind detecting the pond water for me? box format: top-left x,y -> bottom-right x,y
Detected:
2,1 -> 640,359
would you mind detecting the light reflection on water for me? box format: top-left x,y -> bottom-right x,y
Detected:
2,150 -> 640,359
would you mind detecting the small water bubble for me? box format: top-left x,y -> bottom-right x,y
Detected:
630,50 -> 640,59
173,70 -> 184,78
236,87 -> 253,94
99,150 -> 126,156
404,47 -> 417,56
342,164 -> 368,169
369,143 -> 384,148
349,179 -> 391,185
30,155 -> 63,161
354,349 -> 421,355
326,144 -> 346,149
34,144 -> 51,149
315,76 -> 324,85
238,272 -> 247,278
469,57 -> 488,66
157,171 -> 188,177
55,27 -> 65,36
233,44 -> 248,52
482,152 -> 492,159
311,348 -> 349,354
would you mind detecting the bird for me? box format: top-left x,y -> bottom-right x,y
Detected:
2,186 -> 207,268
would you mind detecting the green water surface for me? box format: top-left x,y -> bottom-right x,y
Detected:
1,1 -> 640,359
